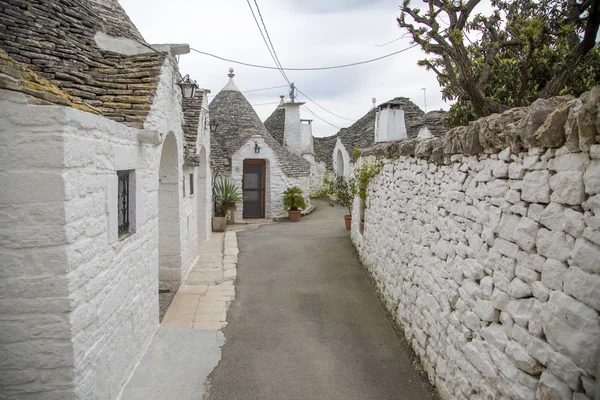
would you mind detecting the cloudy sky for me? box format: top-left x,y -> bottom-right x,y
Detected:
120,0 -> 450,137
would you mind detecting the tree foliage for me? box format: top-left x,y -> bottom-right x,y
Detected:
398,0 -> 600,126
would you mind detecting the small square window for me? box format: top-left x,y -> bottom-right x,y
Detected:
189,173 -> 194,196
117,170 -> 131,236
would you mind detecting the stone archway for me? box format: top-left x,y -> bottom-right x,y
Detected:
197,145 -> 210,240
158,131 -> 182,292
336,149 -> 345,176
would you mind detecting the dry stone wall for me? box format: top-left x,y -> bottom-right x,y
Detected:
352,88 -> 600,400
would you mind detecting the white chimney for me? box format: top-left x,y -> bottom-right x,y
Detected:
374,102 -> 407,142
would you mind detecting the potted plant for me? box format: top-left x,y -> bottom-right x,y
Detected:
283,186 -> 307,222
334,174 -> 355,230
213,178 -> 243,232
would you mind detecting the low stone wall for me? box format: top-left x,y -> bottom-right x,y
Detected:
352,88 -> 600,399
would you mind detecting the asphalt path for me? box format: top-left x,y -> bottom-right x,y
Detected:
205,199 -> 437,400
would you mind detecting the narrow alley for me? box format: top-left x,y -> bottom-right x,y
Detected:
204,200 -> 437,400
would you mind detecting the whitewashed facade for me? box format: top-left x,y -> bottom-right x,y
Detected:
0,1 -> 213,398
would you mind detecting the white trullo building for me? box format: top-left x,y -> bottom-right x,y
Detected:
209,70 -> 311,219
0,0 -> 213,398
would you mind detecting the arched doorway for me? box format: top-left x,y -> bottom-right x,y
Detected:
158,132 -> 182,292
336,149 -> 345,176
197,146 -> 210,240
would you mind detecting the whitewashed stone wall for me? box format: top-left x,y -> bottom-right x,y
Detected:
305,155 -> 328,195
230,136 -> 310,220
0,57 -> 207,399
333,138 -> 351,177
352,91 -> 600,400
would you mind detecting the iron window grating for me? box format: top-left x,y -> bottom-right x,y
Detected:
190,173 -> 194,196
117,170 -> 130,235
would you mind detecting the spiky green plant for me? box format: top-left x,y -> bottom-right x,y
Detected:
283,186 -> 307,211
213,178 -> 243,217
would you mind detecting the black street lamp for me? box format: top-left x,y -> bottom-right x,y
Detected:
254,141 -> 261,154
177,74 -> 198,99
210,121 -> 219,134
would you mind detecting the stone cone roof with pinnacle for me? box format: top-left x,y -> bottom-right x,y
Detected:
209,69 -> 310,177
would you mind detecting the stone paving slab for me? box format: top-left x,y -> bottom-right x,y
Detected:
119,325 -> 224,400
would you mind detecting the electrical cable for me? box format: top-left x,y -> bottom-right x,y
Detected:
251,101 -> 281,106
243,84 -> 289,93
245,0 -> 290,84
189,44 -> 419,71
302,105 -> 341,130
253,0 -> 291,84
295,87 -> 355,121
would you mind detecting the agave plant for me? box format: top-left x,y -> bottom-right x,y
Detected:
283,186 -> 307,211
213,178 -> 243,217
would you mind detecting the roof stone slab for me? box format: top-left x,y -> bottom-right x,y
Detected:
182,92 -> 205,167
0,0 -> 167,129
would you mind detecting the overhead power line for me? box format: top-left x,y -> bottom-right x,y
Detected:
295,87 -> 355,122
243,84 -> 288,93
252,0 -> 291,84
245,0 -> 290,84
189,44 -> 419,71
302,105 -> 341,130
251,101 -> 281,106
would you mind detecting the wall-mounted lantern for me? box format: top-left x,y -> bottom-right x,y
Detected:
177,74 -> 198,99
210,121 -> 219,134
254,141 -> 261,154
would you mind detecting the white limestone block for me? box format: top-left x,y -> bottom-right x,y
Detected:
474,299 -> 499,322
509,278 -> 532,298
541,291 -> 600,375
536,371 -> 572,400
536,228 -> 574,262
462,259 -> 485,281
514,217 -> 538,252
499,310 -> 516,337
528,203 -> 545,222
505,340 -> 543,375
549,152 -> 589,172
480,276 -> 494,299
491,288 -> 511,311
550,171 -> 585,205
583,161 -> 600,194
515,265 -> 541,284
564,266 -> 600,311
546,350 -> 586,392
531,281 -> 549,302
494,238 -> 520,259
522,170 -> 551,203
591,145 -> 600,159
542,259 -> 568,290
498,214 -> 521,241
462,340 -> 498,379
571,238 -> 600,274
506,298 -> 534,327
480,323 -> 509,351
508,163 -> 526,179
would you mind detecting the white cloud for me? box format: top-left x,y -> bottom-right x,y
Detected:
120,0 -> 451,137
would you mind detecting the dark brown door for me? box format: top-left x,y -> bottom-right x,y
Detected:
243,160 -> 265,218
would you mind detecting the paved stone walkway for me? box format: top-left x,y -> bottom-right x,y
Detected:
162,232 -> 237,330
120,231 -> 239,399
204,199 -> 438,400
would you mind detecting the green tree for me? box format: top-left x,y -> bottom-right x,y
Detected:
398,0 -> 600,125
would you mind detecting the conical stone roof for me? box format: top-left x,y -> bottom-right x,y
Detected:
209,70 -> 310,177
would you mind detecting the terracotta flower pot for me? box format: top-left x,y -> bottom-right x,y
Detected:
288,210 -> 301,222
344,215 -> 352,230
212,216 -> 227,232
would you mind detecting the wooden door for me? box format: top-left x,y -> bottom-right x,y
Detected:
243,159 -> 265,218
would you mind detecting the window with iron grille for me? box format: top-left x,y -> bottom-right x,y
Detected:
118,170 -> 130,236
189,173 -> 194,196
